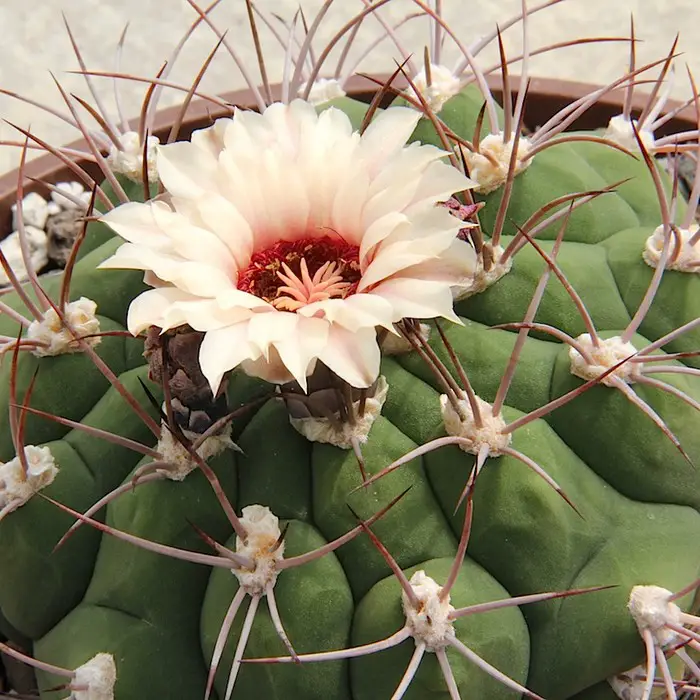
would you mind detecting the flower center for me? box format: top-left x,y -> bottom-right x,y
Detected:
237,236 -> 361,311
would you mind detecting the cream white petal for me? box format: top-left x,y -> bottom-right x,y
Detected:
169,196 -> 209,230
98,242 -> 153,271
191,118 -> 228,159
358,107 -> 421,176
363,162 -> 472,228
225,108 -> 276,157
128,287 -> 255,334
313,105 -> 354,144
247,311 -> 299,360
297,293 -> 395,332
372,277 -> 461,323
199,324 -> 263,396
101,243 -> 234,298
102,199 -> 236,274
398,238 -> 477,284
266,99 -> 319,153
329,165 -> 371,245
218,149 -> 269,236
126,287 -> 199,335
149,202 -> 237,271
100,201 -> 172,250
163,301 -> 254,334
317,325 -> 380,389
245,310 -> 329,390
240,348 -> 300,386
272,315 -> 330,391
142,270 -> 168,289
358,229 -> 458,291
157,140 -> 219,199
216,288 -> 273,312
359,211 -> 408,265
405,160 -> 477,210
307,110 -> 362,234
194,193 -> 254,270
367,142 -> 448,196
376,206 -> 461,250
361,179 -> 424,232
128,291 -> 253,335
250,149 -> 311,247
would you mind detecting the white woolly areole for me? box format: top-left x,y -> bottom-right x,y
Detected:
107,131 -> 160,182
0,226 -> 48,285
411,64 -> 462,114
453,245 -> 512,300
27,297 -> 101,357
234,505 -> 284,596
155,422 -> 235,481
568,334 -> 641,386
289,375 -> 389,449
441,392 -> 511,455
0,445 -> 58,519
381,325 -> 431,355
643,223 -> 700,273
604,115 -> 656,152
12,192 -> 50,229
628,585 -> 682,648
402,571 -> 455,651
71,653 -> 116,700
461,132 -> 532,195
297,78 -> 346,106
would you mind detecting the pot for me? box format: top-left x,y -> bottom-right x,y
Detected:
0,74 -> 695,233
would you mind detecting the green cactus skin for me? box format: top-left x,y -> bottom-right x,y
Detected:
0,84 -> 698,700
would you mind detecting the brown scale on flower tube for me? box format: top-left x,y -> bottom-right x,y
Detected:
144,325 -> 230,434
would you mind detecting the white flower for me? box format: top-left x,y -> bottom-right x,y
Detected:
411,64 -> 462,114
27,297 -> 101,356
107,131 -> 161,183
100,100 -> 476,393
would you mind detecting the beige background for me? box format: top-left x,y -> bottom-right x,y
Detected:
0,0 -> 698,175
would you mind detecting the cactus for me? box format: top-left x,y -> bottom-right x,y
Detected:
1,2 -> 699,699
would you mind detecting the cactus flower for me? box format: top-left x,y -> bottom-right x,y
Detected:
100,99 -> 477,393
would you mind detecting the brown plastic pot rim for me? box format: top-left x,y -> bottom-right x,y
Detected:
0,74 -> 695,230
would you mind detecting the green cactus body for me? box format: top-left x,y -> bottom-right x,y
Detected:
0,81 -> 698,700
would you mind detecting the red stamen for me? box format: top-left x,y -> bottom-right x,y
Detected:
236,235 -> 361,308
